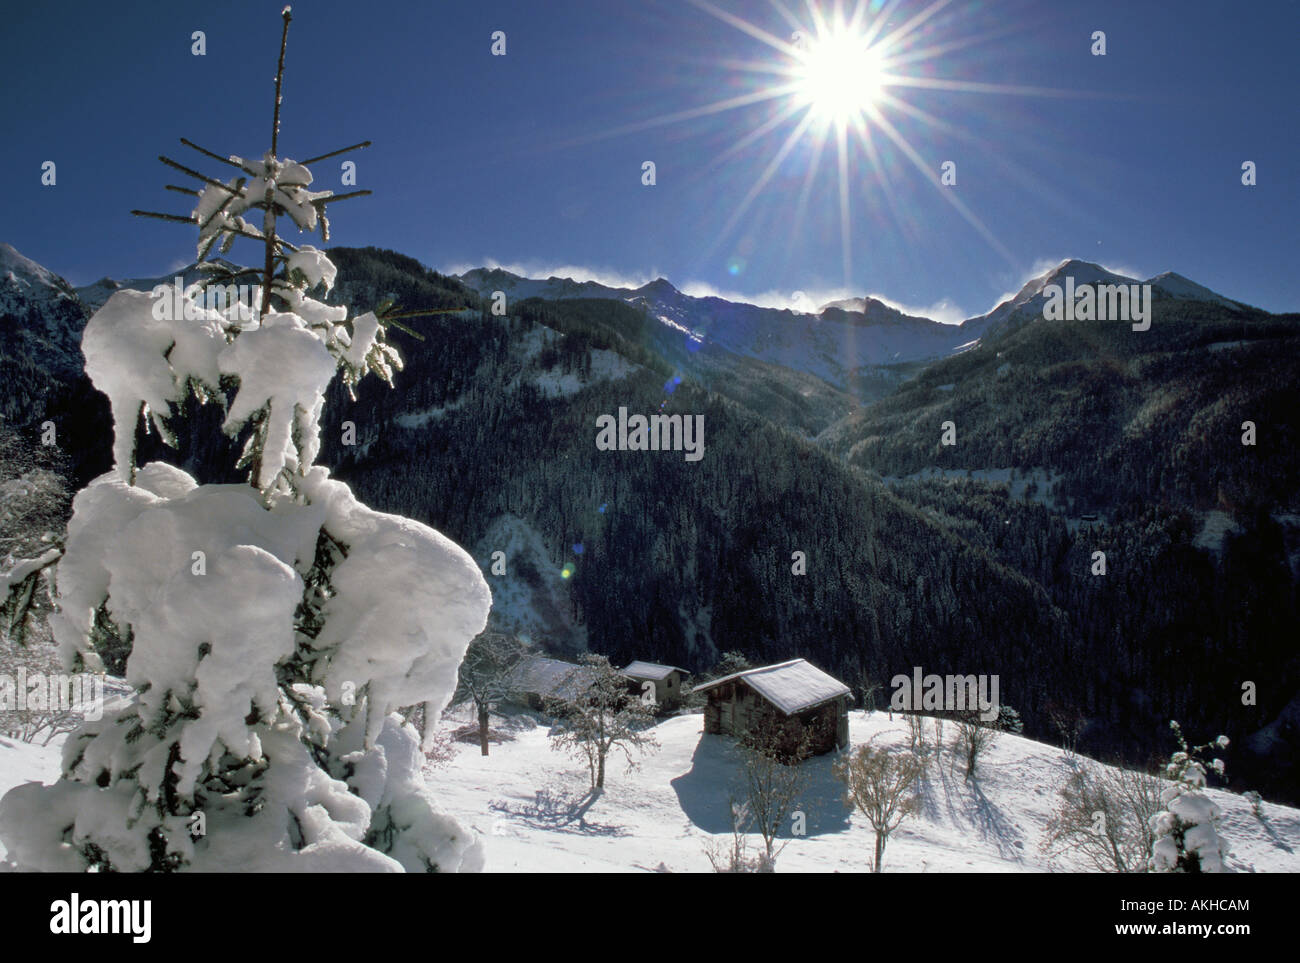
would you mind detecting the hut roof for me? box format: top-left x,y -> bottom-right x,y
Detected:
621,661 -> 686,681
507,656 -> 596,702
691,658 -> 849,715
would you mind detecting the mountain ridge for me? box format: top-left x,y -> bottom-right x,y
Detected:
454,258 -> 1259,392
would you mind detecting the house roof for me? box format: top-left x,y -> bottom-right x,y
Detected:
621,661 -> 686,681
691,658 -> 850,715
507,656 -> 596,702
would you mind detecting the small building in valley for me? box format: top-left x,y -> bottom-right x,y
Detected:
693,658 -> 850,757
621,661 -> 689,709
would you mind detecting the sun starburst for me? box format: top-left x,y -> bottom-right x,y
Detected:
552,1 -> 1093,290
675,0 -> 1093,285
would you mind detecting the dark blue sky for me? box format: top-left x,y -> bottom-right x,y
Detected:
2,0 -> 1296,318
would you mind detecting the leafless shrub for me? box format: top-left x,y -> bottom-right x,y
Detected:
1244,790 -> 1264,820
0,641 -> 83,745
732,713 -> 812,870
1045,700 -> 1088,758
421,724 -> 458,770
954,710 -> 998,781
1041,761 -> 1163,872
904,712 -> 927,755
703,799 -> 770,873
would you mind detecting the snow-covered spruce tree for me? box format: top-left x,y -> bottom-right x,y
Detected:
0,8 -> 490,872
1148,721 -> 1229,873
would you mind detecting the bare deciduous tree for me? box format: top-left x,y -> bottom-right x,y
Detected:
453,631 -> 526,756
835,741 -> 921,872
546,653 -> 658,790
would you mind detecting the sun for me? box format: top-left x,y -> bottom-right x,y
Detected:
794,29 -> 887,126
569,0 -> 1061,285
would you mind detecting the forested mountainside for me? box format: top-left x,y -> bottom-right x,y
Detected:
3,244 -> 1298,801
822,280 -> 1300,516
0,244 -> 90,426
814,271 -> 1300,799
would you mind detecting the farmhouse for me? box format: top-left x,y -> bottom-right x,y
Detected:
693,658 -> 850,756
621,661 -> 689,709
505,655 -> 596,711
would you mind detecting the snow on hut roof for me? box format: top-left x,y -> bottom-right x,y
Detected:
691,658 -> 850,715
508,656 -> 595,701
621,661 -> 685,681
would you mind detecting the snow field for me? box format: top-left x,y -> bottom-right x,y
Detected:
423,710 -> 1300,873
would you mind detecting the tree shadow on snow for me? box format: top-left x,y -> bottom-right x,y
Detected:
490,787 -> 630,837
670,733 -> 851,837
914,752 -> 1025,863
966,778 -> 1026,863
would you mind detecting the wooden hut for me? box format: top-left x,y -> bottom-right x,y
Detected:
621,661 -> 689,709
693,658 -> 850,756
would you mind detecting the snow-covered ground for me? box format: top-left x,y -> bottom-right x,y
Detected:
0,736 -> 63,865
5,709 -> 1297,872
528,348 -> 637,399
426,710 -> 1300,873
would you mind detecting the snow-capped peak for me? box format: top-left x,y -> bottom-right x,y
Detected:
0,242 -> 78,302
75,258 -> 246,312
635,277 -> 681,299
961,257 -> 1259,345
1016,259 -> 1139,304
0,242 -> 53,278
456,267 -> 623,304
816,295 -> 931,325
1147,271 -> 1244,309
0,242 -> 88,379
